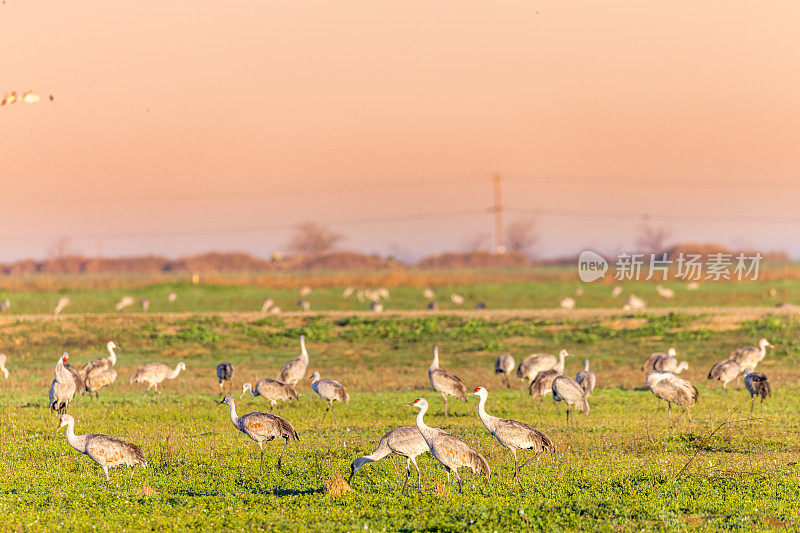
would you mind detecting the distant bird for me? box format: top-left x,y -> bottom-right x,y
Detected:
642,348 -> 689,374
80,341 -> 119,381
656,285 -> 675,299
494,354 -> 516,387
743,370 -> 771,415
517,349 -> 570,383
299,286 -> 313,297
22,91 -> 40,103
423,288 -> 436,300
269,306 -> 282,314
623,295 -> 646,311
474,302 -> 487,310
370,301 -> 383,312
687,282 -> 700,291
407,397 -> 490,492
217,396 -> 298,470
611,286 -> 623,298
84,367 -> 117,400
297,299 -> 311,311
309,371 -> 349,421
54,296 -> 70,315
140,298 -> 150,312
0,298 -> 9,312
0,353 -> 8,379
450,294 -> 465,306
57,414 -> 147,491
260,298 -> 275,312
216,362 -> 234,392
342,287 -> 355,298
558,297 -> 575,310
473,387 -> 553,483
349,426 -> 433,493
428,346 -> 468,417
529,369 -> 559,413
427,301 -> 438,310
278,335 -> 309,387
551,376 -> 590,424
646,371 -> 698,422
115,296 -> 135,311
168,292 -> 178,303
730,338 -> 774,370
241,379 -> 298,412
130,362 -> 186,400
575,359 -> 596,396
707,359 -> 744,393
49,353 -> 76,415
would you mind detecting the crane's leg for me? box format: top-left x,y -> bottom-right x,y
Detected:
332,403 -> 337,423
277,438 -> 288,469
410,457 -> 422,491
538,398 -> 543,415
512,450 -> 520,484
401,460 -> 411,494
667,402 -> 672,422
445,469 -> 451,488
760,397 -> 765,415
566,409 -> 571,426
322,404 -> 331,422
103,466 -> 110,491
442,393 -> 449,418
259,442 -> 264,471
156,384 -> 161,403
454,469 -> 463,493
750,396 -> 754,418
128,467 -> 135,491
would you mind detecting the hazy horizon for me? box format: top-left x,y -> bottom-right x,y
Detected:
2,1 -> 799,263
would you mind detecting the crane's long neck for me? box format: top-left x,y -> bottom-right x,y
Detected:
430,348 -> 439,371
64,422 -> 88,453
169,364 -> 183,379
583,359 -> 590,371
248,386 -> 258,397
226,402 -> 241,429
1,366 -> 7,379
55,360 -> 71,382
476,393 -> 495,432
555,352 -> 566,373
300,337 -> 309,363
106,344 -> 117,366
414,404 -> 437,443
353,440 -> 392,472
760,344 -> 767,357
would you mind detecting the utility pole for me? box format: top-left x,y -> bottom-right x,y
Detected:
492,173 -> 505,254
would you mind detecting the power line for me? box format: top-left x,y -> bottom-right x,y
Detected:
505,206 -> 800,225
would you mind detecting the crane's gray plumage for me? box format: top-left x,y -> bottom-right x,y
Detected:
428,346 -> 468,417
49,353 -> 76,415
408,398 -> 490,492
730,338 -> 773,369
216,362 -> 234,392
80,341 -> 118,381
552,375 -> 590,424
494,354 -> 515,388
744,370 -> 771,415
517,349 -> 570,383
278,336 -> 309,387
217,396 -> 298,470
241,378 -> 298,411
529,369 -> 559,413
0,353 -> 8,379
310,371 -> 349,421
349,426 -> 434,493
57,414 -> 147,491
646,371 -> 698,422
85,367 -> 117,399
575,359 -> 597,396
707,359 -> 744,391
642,348 -> 689,374
130,362 -> 186,400
64,362 -> 86,396
473,387 -> 553,483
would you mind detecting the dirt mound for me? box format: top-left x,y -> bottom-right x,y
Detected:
418,251 -> 531,269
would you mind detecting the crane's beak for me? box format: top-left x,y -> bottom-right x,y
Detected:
403,403 -> 415,407
216,399 -> 226,405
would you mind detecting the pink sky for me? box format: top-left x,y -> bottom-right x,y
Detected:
1,1 -> 799,261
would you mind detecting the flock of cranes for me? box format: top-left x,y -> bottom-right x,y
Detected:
4,331 -> 778,492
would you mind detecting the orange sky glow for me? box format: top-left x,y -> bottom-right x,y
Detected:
1,1 -> 799,261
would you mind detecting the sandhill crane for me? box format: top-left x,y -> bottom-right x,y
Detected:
49,353 -> 76,415
116,296 -> 135,311
85,367 -> 117,400
687,282 -> 699,290
707,359 -> 744,393
475,302 -> 487,309
646,371 -> 698,422
450,294 -> 465,306
0,353 -> 8,379
140,298 -> 150,312
309,371 -> 349,421
168,292 -> 178,303
378,288 -> 390,300
260,298 -> 275,312
342,287 -> 355,298
56,414 -> 147,491
370,301 -> 383,312
517,349 -> 570,383
22,91 -> 40,103
64,362 -> 86,397
473,387 -> 554,483
558,297 -> 575,310
642,348 -> 689,374
80,341 -> 118,381
529,370 -> 559,414
730,338 -> 774,370
494,354 -> 515,387
349,426 -> 433,493
428,346 -> 468,417
241,379 -> 298,411
552,376 -> 589,424
297,299 -> 311,311
216,362 -> 234,392
743,369 -> 771,415
0,298 -> 9,312
217,396 -> 298,470
656,285 -> 675,299
575,359 -> 596,396
427,301 -> 437,310
54,296 -> 70,315
423,288 -> 436,299
130,362 -> 186,400
611,286 -> 623,298
278,335 -> 309,387
407,398 -> 490,492
623,295 -> 646,311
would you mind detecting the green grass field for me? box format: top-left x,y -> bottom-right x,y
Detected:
2,310 -> 800,530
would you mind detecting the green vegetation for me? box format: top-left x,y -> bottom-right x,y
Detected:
2,312 -> 800,530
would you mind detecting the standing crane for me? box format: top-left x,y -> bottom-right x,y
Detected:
428,345 -> 468,417
49,353 -> 76,415
743,369 -> 771,415
473,387 -> 554,483
575,359 -> 596,396
63,361 -> 86,397
217,396 -> 298,470
349,426 -> 433,493
216,362 -> 234,392
54,296 -> 71,315
85,367 -> 118,400
551,376 -> 590,425
56,414 -> 147,491
529,369 -> 559,414
80,341 -> 118,381
646,371 -> 698,423
0,353 -> 8,379
278,335 -> 309,387
494,354 -> 515,388
309,371 -> 349,421
406,398 -> 490,492
707,359 -> 745,394
517,349 -> 570,383
241,379 -> 298,412
730,338 -> 774,369
642,348 -> 689,374
130,362 -> 186,400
